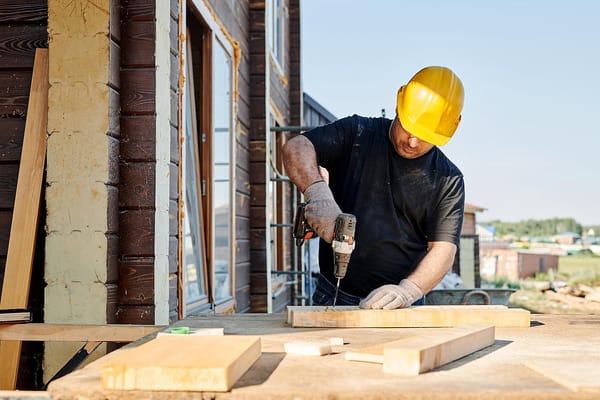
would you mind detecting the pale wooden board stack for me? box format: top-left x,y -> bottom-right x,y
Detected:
101,335 -> 261,392
287,305 -> 530,328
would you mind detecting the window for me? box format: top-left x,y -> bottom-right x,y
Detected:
268,0 -> 286,68
212,38 -> 233,303
182,41 -> 209,311
181,5 -> 235,316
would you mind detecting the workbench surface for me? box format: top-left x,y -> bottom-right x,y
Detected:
48,313 -> 600,400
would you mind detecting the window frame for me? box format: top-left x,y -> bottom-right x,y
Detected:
268,0 -> 287,71
180,1 -> 236,317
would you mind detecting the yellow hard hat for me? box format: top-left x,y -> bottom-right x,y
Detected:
396,66 -> 464,146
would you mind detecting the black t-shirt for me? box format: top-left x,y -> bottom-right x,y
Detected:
303,115 -> 465,298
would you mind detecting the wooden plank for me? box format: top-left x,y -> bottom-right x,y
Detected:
526,358 -> 600,392
0,48 -> 48,390
382,325 -> 495,375
287,305 -> 530,328
345,325 -> 495,373
101,335 -> 261,392
0,324 -> 162,342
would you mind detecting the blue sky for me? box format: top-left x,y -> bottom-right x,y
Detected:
301,1 -> 600,225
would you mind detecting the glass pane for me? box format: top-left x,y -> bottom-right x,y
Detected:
212,39 -> 232,301
182,63 -> 207,306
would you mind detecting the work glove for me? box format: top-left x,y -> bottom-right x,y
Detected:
359,279 -> 423,310
303,180 -> 342,243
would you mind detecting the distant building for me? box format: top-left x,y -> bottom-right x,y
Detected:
476,224 -> 495,242
454,203 -> 486,288
303,92 -> 337,128
480,243 -> 558,281
553,232 -> 581,245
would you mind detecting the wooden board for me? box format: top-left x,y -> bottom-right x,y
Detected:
345,325 -> 495,372
383,325 -> 495,375
101,335 -> 261,392
287,305 -> 530,328
0,48 -> 48,390
0,324 -> 162,342
526,359 -> 600,392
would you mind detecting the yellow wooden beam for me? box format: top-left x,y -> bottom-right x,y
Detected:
0,48 -> 49,390
0,324 -> 164,342
287,305 -> 531,328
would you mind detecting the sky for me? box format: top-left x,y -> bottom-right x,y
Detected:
300,1 -> 600,226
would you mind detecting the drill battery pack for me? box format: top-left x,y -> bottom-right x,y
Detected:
293,203 -> 316,246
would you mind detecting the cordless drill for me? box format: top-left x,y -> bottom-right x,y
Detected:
293,204 -> 357,307
331,213 -> 356,307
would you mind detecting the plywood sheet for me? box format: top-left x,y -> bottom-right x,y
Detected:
101,335 -> 261,392
287,305 -> 530,328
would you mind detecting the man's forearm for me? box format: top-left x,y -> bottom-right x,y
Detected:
407,241 -> 457,293
282,135 -> 323,192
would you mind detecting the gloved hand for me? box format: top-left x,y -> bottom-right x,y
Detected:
303,180 -> 342,243
359,279 -> 423,310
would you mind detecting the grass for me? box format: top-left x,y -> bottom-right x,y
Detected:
557,254 -> 600,286
508,254 -> 600,314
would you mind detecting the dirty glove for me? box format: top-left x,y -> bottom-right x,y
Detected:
303,180 -> 342,243
359,279 -> 423,310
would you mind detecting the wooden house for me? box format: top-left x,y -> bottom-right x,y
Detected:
0,0 -> 302,388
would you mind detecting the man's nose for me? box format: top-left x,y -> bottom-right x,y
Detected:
408,135 -> 419,147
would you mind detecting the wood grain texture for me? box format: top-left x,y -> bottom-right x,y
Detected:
0,323 -> 162,342
345,325 -> 495,372
101,335 -> 261,391
526,358 -> 600,392
382,325 -> 495,375
0,0 -> 47,22
287,305 -> 530,328
0,48 -> 47,390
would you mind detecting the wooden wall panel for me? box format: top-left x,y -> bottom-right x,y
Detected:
121,21 -> 155,67
0,210 -> 11,256
0,25 -> 47,68
120,116 -> 156,160
0,1 -> 47,23
0,71 -> 32,117
121,0 -> 154,21
115,305 -> 155,324
119,162 -> 155,208
121,69 -> 155,114
119,258 -> 154,304
119,0 -> 157,325
0,165 -> 18,209
0,118 -> 25,162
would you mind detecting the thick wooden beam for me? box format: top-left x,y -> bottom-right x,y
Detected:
0,324 -> 163,342
287,305 -> 530,328
345,325 -> 495,376
101,335 -> 261,391
383,325 -> 495,375
0,48 -> 48,390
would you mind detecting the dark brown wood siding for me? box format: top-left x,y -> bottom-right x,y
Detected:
0,0 -> 47,389
248,0 -> 267,312
117,0 -> 180,324
206,0 -> 252,313
118,0 -> 157,325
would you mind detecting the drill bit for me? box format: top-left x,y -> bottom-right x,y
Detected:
332,278 -> 341,309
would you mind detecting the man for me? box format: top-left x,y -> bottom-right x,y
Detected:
282,66 -> 465,310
